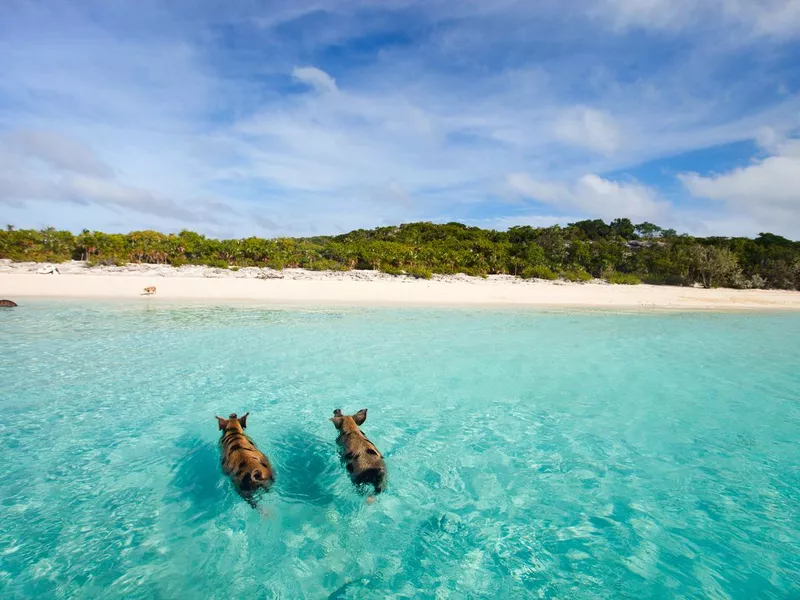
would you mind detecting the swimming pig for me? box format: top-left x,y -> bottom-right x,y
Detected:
216,412 -> 274,506
330,408 -> 387,499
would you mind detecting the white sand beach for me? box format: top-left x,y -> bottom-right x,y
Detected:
1,260 -> 799,310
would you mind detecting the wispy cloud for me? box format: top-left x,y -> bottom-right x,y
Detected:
0,129 -> 233,225
597,0 -> 800,37
12,130 -> 113,179
292,66 -> 339,93
553,107 -> 623,155
0,0 -> 799,237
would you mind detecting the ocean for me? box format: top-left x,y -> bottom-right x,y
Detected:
1,302 -> 798,599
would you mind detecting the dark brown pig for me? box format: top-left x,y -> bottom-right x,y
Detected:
330,408 -> 387,499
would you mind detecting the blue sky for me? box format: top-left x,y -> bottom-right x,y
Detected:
1,0 -> 800,238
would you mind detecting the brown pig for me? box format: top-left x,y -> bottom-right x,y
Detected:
216,412 -> 274,507
330,408 -> 387,498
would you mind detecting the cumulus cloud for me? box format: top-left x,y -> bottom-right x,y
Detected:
680,140 -> 800,207
679,135 -> 800,234
507,173 -> 669,222
553,107 -> 622,155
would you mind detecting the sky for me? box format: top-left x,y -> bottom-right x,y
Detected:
1,0 -> 800,239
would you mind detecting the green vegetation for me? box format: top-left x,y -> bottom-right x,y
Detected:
521,265 -> 558,280
605,272 -> 642,285
2,220 -> 799,290
404,265 -> 434,280
560,268 -> 593,283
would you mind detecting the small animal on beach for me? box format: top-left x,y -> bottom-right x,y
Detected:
330,408 -> 387,501
143,286 -> 156,295
0,299 -> 17,307
216,412 -> 274,508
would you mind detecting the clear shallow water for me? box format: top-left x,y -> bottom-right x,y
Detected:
1,302 -> 799,599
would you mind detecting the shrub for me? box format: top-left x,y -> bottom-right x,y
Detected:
688,245 -> 741,288
560,268 -> 592,282
380,264 -> 404,276
731,272 -> 766,289
605,272 -> 642,285
307,259 -> 344,271
520,265 -> 558,280
169,256 -> 188,267
748,274 -> 766,289
229,265 -> 240,272
642,273 -> 685,286
405,266 -> 433,279
87,257 -> 126,267
202,259 -> 229,269
461,267 -> 488,278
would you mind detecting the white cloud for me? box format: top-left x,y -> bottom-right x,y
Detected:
554,107 -> 622,155
292,66 -> 338,93
679,136 -> 800,235
680,140 -> 800,207
0,129 -> 235,225
230,66 -> 511,197
1,1 -> 799,238
599,0 -> 691,32
597,0 -> 800,36
12,130 -> 113,179
507,172 -> 669,222
466,213 -> 583,231
0,167 -> 222,224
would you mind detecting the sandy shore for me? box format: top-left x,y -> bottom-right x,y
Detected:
1,260 -> 799,310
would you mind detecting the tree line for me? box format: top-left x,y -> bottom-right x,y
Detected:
1,219 -> 799,289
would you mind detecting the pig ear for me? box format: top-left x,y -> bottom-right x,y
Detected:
353,409 -> 367,426
216,416 -> 228,431
333,408 -> 343,417
239,412 -> 249,429
330,416 -> 344,429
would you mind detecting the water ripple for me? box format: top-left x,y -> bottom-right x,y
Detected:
1,302 -> 799,598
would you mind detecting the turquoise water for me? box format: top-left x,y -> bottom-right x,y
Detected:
1,302 -> 799,599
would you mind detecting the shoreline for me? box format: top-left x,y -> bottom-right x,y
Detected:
2,261 -> 800,311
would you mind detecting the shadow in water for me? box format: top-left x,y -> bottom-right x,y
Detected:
271,429 -> 339,507
327,576 -> 385,599
166,436 -> 228,522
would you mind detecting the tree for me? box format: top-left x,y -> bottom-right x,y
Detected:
634,222 -> 663,239
507,226 -> 539,246
760,259 -> 800,290
610,218 -> 636,240
568,219 -> 611,240
756,232 -> 793,247
0,221 -> 797,290
688,245 -> 741,288
533,226 -> 567,266
567,240 -> 591,267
